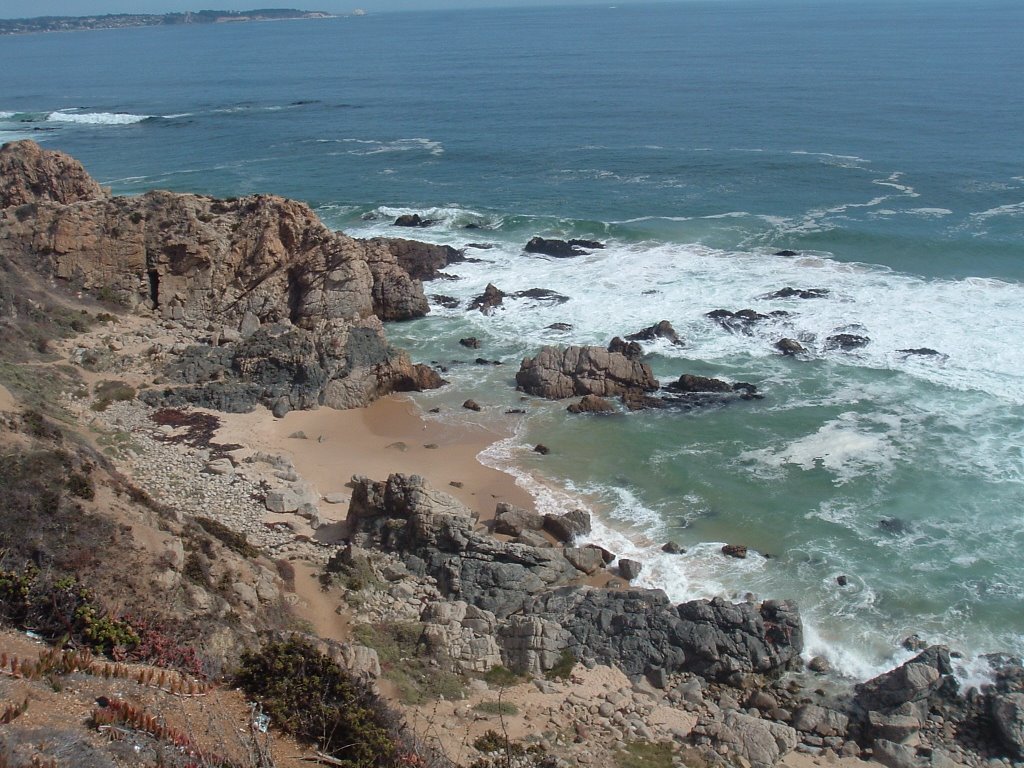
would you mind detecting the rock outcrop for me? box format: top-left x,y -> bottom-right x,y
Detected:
524,237 -> 603,257
515,344 -> 659,402
625,320 -> 684,346
0,140 -> 441,411
367,237 -> 464,281
0,139 -> 106,207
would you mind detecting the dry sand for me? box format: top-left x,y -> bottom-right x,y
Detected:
0,383 -> 18,412
214,394 -> 534,529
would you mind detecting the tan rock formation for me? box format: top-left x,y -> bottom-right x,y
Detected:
0,140 -> 441,411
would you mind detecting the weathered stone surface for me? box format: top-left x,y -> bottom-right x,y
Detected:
367,237 -> 464,281
346,474 -> 580,618
762,287 -> 830,300
618,558 -> 642,580
872,739 -> 924,768
853,647 -> 955,715
567,394 -> 616,414
990,691 -> 1024,758
722,544 -> 748,559
469,283 -> 505,314
563,546 -> 607,575
793,705 -> 849,738
0,141 -> 440,412
393,213 -> 432,228
0,140 -> 106,208
493,503 -> 544,537
543,509 -> 591,543
701,710 -> 799,768
516,345 -> 659,400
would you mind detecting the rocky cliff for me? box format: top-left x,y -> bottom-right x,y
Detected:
0,140 -> 441,412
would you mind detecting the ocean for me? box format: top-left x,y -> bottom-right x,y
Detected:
2,0 -> 1022,680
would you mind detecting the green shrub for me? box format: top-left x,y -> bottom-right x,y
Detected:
544,648 -> 577,681
236,637 -> 402,768
473,701 -> 519,716
91,380 -> 136,411
66,471 -> 95,500
483,665 -> 521,687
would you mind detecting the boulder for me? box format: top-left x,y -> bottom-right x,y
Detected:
266,488 -> 302,513
626,320 -> 683,345
493,503 -> 544,537
524,237 -> 602,257
662,541 -> 685,554
853,646 -> 956,716
543,509 -> 592,543
793,704 -> 849,738
618,558 -> 643,580
775,338 -> 807,356
707,308 -> 780,334
512,288 -> 570,304
762,287 -> 830,300
564,546 -> 607,575
516,345 -> 659,401
567,394 -> 616,414
722,544 -> 748,559
990,691 -> 1024,758
872,739 -> 924,768
700,710 -> 799,768
826,333 -> 870,351
469,283 -> 505,313
459,337 -> 480,348
607,336 -> 643,360
669,374 -> 733,393
462,399 -> 482,411
393,213 -> 432,227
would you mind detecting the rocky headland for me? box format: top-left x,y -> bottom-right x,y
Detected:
0,140 -> 1021,768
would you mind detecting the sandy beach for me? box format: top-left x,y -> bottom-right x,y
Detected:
214,394 -> 535,527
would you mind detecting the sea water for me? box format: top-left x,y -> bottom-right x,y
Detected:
2,0 -> 1022,679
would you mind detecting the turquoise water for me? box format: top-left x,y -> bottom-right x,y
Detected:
2,0 -> 1022,677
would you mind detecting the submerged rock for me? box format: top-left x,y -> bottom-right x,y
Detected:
826,333 -> 870,350
393,213 -> 432,227
524,237 -> 604,257
775,338 -> 807,356
625,320 -> 684,345
762,287 -> 830,300
469,283 -> 506,313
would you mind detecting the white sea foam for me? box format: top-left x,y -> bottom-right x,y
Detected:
971,201 -> 1024,221
333,138 -> 444,157
47,110 -> 151,125
741,412 -> 900,485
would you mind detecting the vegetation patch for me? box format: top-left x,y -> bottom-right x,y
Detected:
352,621 -> 467,705
194,516 -> 259,559
482,664 -> 522,687
614,741 -> 675,768
236,636 -> 410,767
473,700 -> 519,717
544,648 -> 577,681
90,379 -> 137,411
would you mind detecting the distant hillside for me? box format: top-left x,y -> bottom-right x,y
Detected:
0,8 -> 332,35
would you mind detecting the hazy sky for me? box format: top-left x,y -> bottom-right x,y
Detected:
0,0 -> 652,19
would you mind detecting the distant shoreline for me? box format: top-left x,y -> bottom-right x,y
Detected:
0,9 -> 336,36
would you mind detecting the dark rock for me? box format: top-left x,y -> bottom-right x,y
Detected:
722,544 -> 748,559
346,473 -> 580,618
567,394 -> 616,414
775,338 -> 807,356
463,223 -> 482,230
465,242 -> 493,249
607,336 -> 643,360
808,655 -> 832,673
618,558 -> 643,580
524,237 -> 603,257
826,333 -> 870,351
547,322 -> 573,332
469,283 -> 506,314
516,345 -> 659,401
459,337 -> 480,349
512,288 -> 570,304
272,396 -> 291,418
369,237 -> 464,280
543,509 -> 591,543
775,250 -> 799,257
897,348 -> 941,357
494,502 -> 544,537
763,287 -> 830,300
430,294 -> 460,308
661,541 -> 685,554
533,444 -> 549,455
836,575 -> 849,587
646,666 -> 670,689
707,308 -> 773,334
879,517 -> 911,535
901,634 -> 927,652
393,213 -> 432,228
853,646 -> 956,715
474,357 -> 501,366
505,408 -> 526,414
669,374 -> 733,393
626,320 -> 683,346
